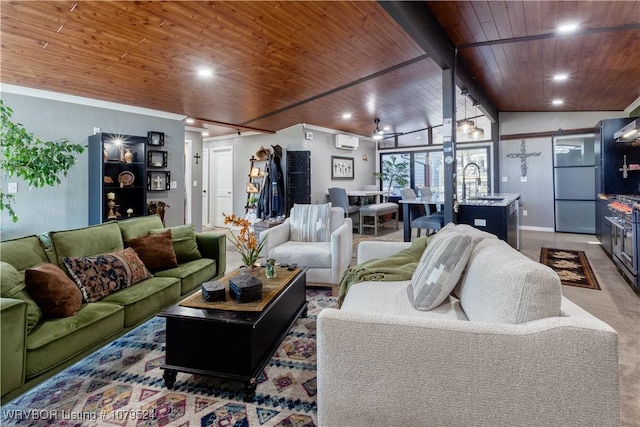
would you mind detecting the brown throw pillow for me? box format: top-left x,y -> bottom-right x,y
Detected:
25,263 -> 82,318
125,230 -> 179,272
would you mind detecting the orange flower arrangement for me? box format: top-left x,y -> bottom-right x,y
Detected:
223,213 -> 266,267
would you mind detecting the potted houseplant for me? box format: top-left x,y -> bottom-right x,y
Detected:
374,154 -> 409,196
0,100 -> 85,222
224,213 -> 267,273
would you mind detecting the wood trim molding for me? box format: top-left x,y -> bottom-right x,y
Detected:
500,127 -> 595,141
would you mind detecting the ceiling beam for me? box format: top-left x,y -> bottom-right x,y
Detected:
241,53 -> 431,127
378,1 -> 499,123
458,23 -> 640,49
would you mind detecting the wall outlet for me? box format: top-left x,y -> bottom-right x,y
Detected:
93,127 -> 100,134
520,176 -> 527,182
501,176 -> 508,182
7,182 -> 17,194
523,210 -> 528,216
170,180 -> 178,189
193,180 -> 198,187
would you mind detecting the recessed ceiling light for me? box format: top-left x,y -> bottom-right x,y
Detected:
185,118 -> 195,124
342,113 -> 352,119
553,73 -> 568,81
197,68 -> 213,78
383,126 -> 391,131
557,23 -> 579,33
552,99 -> 564,106
202,131 -> 210,137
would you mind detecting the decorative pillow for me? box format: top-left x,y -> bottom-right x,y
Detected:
149,224 -> 202,263
411,231 -> 473,311
63,248 -> 152,303
0,261 -> 42,332
290,203 -> 331,242
25,263 -> 82,318
125,230 -> 178,272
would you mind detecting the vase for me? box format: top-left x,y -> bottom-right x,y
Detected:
124,149 -> 133,163
266,263 -> 276,279
240,265 -> 260,276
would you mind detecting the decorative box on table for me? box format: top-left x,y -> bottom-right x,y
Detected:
229,275 -> 263,303
201,281 -> 226,302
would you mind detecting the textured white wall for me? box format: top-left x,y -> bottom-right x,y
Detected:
1,93 -> 185,240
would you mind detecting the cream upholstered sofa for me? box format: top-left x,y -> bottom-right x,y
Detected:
259,205 -> 352,291
317,224 -> 619,427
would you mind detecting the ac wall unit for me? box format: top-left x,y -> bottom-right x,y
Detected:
335,134 -> 359,150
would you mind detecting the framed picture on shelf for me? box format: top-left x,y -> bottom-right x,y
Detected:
147,131 -> 165,146
147,171 -> 171,191
331,156 -> 354,180
246,182 -> 260,193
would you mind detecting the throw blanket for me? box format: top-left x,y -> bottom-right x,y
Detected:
338,237 -> 429,307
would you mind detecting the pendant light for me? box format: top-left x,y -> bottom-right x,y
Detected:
457,90 -> 475,135
468,101 -> 484,140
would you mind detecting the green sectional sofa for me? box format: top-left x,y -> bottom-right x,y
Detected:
0,215 -> 226,403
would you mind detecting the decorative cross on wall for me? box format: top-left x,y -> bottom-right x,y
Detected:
193,153 -> 201,165
506,139 -> 542,177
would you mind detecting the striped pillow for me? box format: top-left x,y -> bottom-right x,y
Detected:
290,203 -> 331,242
411,231 -> 472,311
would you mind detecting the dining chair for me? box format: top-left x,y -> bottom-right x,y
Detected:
418,186 -> 444,218
328,187 -> 360,229
400,188 -> 443,237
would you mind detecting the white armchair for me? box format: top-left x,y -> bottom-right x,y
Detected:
259,206 -> 352,292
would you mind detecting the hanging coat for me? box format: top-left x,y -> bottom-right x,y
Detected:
269,151 -> 285,217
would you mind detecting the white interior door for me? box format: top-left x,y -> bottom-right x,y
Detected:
202,149 -> 210,228
184,140 -> 193,224
212,147 -> 233,227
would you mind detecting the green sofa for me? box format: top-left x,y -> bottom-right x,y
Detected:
0,215 -> 226,403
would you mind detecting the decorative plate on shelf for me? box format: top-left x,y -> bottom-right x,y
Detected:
118,171 -> 135,187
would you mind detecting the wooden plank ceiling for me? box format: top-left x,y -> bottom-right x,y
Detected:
1,1 -> 638,140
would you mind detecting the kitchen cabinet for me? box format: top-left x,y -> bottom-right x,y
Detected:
457,193 -> 521,250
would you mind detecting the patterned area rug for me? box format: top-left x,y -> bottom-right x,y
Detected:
1,289 -> 337,426
539,247 -> 601,290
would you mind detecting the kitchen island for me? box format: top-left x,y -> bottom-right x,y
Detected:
457,193 -> 521,249
398,193 -> 521,247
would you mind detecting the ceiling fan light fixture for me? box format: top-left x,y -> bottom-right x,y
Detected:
372,118 -> 384,139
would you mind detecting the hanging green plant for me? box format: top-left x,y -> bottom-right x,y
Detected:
0,100 -> 85,222
374,154 -> 409,194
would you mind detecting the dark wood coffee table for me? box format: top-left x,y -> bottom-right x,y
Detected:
159,267 -> 308,401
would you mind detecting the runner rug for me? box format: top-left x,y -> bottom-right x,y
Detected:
539,247 -> 601,290
0,289 -> 337,426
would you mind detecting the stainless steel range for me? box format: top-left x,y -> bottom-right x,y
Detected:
606,195 -> 640,291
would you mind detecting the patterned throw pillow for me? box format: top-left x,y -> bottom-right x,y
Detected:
411,231 -> 473,311
63,248 -> 152,303
290,203 -> 331,242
